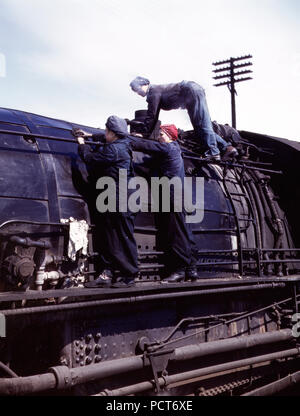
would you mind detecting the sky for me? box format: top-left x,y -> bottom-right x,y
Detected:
0,0 -> 299,140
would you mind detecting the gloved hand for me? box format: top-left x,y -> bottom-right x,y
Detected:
72,128 -> 87,138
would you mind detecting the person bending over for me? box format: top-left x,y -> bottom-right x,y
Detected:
130,76 -> 238,161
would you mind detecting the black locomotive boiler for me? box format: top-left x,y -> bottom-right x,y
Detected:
0,107 -> 299,396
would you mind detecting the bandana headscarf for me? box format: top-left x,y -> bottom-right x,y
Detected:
160,124 -> 178,141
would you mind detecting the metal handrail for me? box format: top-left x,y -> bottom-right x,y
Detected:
0,128 -> 283,175
234,166 -> 263,276
182,154 -> 282,175
222,171 -> 245,275
0,128 -> 101,146
0,219 -> 95,232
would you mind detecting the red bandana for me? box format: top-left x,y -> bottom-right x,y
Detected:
160,124 -> 178,141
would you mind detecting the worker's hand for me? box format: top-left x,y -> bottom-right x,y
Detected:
72,128 -> 89,138
77,137 -> 85,145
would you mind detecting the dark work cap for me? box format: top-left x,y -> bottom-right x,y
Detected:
130,76 -> 150,92
105,115 -> 128,138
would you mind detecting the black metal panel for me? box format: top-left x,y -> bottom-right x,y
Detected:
36,126 -> 90,198
58,197 -> 90,223
0,130 -> 48,199
0,108 -> 25,124
12,112 -> 61,223
0,198 -> 49,223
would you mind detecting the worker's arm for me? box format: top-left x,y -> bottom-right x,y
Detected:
143,88 -> 161,135
78,143 -> 118,166
129,136 -> 168,155
73,128 -> 105,142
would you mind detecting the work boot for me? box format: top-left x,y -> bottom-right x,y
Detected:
185,266 -> 198,281
222,146 -> 238,161
162,270 -> 185,283
111,277 -> 136,288
84,269 -> 113,288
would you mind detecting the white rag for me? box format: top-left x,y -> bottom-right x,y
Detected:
61,218 -> 89,261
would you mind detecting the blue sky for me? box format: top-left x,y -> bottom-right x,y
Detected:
0,0 -> 299,140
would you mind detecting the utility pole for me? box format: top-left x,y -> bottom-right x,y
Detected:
212,55 -> 253,128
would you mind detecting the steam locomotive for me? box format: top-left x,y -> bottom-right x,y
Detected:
0,107 -> 299,396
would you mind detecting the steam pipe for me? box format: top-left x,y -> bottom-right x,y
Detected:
9,236 -> 51,249
0,362 -> 18,378
242,173 -> 263,276
248,175 -> 266,247
242,370 -> 300,396
172,329 -> 293,361
0,283 -> 286,317
254,170 -> 284,249
251,169 -> 285,274
0,373 -> 57,395
100,347 -> 300,396
0,329 -> 294,395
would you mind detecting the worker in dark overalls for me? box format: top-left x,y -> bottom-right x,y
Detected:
130,77 -> 238,161
130,124 -> 198,283
75,116 -> 139,288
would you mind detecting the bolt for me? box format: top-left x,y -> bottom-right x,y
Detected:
86,334 -> 93,342
74,341 -> 79,347
94,345 -> 101,353
80,362 -> 84,367
80,344 -> 84,350
113,353 -> 117,358
95,333 -> 101,339
113,343 -> 116,347
85,357 -> 92,365
76,358 -> 80,364
75,350 -> 80,355
104,344 -> 107,348
94,356 -> 101,363
85,346 -> 92,354
80,353 -> 84,359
